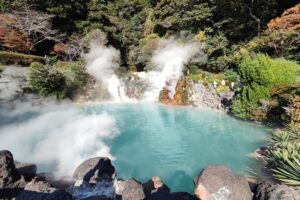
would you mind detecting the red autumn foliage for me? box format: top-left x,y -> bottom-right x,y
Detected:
53,43 -> 68,55
0,13 -> 33,52
267,3 -> 300,32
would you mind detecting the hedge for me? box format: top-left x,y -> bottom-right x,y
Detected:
0,51 -> 45,66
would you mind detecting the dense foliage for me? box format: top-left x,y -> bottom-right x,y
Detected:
29,62 -> 67,98
29,61 -> 88,98
232,54 -> 299,119
1,0 -> 298,69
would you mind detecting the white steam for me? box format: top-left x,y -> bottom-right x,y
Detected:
84,38 -> 206,102
0,103 -> 119,176
142,38 -> 205,101
85,43 -> 129,102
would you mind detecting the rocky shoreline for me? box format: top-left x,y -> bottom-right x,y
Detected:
1,150 -> 299,200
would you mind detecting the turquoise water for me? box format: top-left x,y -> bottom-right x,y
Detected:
85,103 -> 270,192
0,103 -> 271,192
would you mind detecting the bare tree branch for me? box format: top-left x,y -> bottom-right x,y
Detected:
12,2 -> 64,51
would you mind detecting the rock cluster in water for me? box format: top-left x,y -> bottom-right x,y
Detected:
159,79 -> 235,111
1,150 -> 299,200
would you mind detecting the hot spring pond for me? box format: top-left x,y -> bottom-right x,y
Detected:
0,103 -> 271,192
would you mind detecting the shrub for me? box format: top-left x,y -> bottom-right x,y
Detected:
232,54 -> 299,119
245,30 -> 300,63
189,65 -> 199,75
29,62 -> 67,98
225,69 -> 239,83
239,54 -> 298,87
266,126 -> 300,186
0,51 -> 45,66
29,61 -> 89,99
266,144 -> 300,186
231,98 -> 249,119
57,61 -> 89,94
270,129 -> 300,148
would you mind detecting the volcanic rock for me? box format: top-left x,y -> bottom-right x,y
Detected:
15,161 -> 37,180
148,189 -> 197,200
73,157 -> 115,185
0,150 -> 26,189
82,196 -> 113,200
188,81 -> 223,110
254,182 -> 300,200
143,176 -> 170,197
116,179 -> 145,200
194,165 -> 252,200
16,190 -> 73,200
23,178 -> 57,193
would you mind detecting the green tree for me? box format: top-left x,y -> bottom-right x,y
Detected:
214,0 -> 278,41
29,62 -> 67,98
152,0 -> 214,34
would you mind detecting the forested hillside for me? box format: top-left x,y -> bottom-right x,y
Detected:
0,0 -> 298,68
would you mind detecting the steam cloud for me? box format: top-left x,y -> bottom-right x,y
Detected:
85,43 -> 129,101
84,38 -> 206,102
143,38 -> 206,101
0,103 -> 119,176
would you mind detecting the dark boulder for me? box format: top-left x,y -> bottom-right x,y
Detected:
82,196 -> 113,200
116,179 -> 145,200
47,176 -> 75,190
15,161 -> 37,181
16,190 -> 73,200
0,150 -> 27,199
143,176 -> 170,197
254,182 -> 300,200
16,176 -> 73,200
73,157 -> 115,184
0,150 -> 26,189
148,189 -> 197,200
194,165 -> 252,200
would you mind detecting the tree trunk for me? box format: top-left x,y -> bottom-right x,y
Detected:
248,0 -> 261,37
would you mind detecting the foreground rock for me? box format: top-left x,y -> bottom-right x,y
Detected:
0,150 -> 27,188
70,157 -> 116,200
254,182 -> 300,200
116,179 -> 145,200
194,165 -> 252,200
143,176 -> 170,197
16,178 -> 73,200
73,157 -> 115,184
16,190 -> 73,200
149,189 -> 197,200
23,178 -> 58,193
15,161 -> 37,181
0,150 -> 27,199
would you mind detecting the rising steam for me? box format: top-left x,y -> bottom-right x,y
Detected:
85,43 -> 129,101
142,38 -> 206,101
